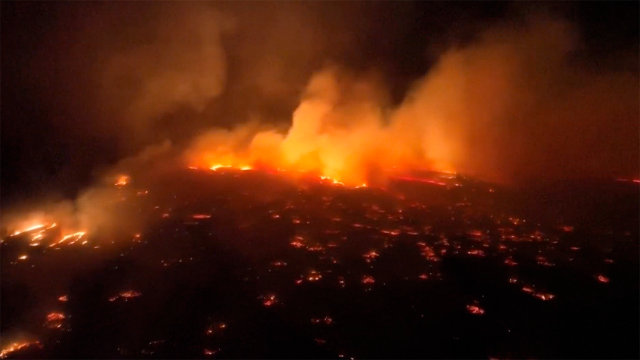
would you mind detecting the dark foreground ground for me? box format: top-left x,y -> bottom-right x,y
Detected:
2,169 -> 638,359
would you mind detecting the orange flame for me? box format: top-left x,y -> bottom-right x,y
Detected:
0,341 -> 41,359
115,175 -> 129,186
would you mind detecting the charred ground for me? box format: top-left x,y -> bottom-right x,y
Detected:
2,169 -> 638,359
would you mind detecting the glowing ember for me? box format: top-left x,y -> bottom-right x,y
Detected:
18,254 -> 27,260
537,260 -> 555,267
468,230 -> 483,237
467,249 -> 485,256
47,312 -> 65,322
206,323 -> 227,335
115,175 -> 129,186
597,275 -> 610,283
311,316 -> 333,325
203,349 -> 218,356
534,292 -> 555,301
363,250 -> 380,261
120,291 -> 142,298
45,313 -> 66,329
193,214 -> 211,219
307,271 -> 322,281
466,305 -> 485,315
58,295 -> 68,302
290,240 -> 305,248
110,290 -> 142,302
504,258 -> 518,266
362,275 -> 375,284
521,286 -> 555,301
261,294 -> 277,307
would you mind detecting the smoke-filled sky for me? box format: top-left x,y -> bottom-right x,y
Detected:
2,1 -> 639,207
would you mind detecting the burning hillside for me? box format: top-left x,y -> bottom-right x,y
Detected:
2,2 -> 639,359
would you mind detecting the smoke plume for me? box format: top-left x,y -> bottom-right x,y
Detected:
2,4 -> 638,234
185,11 -> 639,185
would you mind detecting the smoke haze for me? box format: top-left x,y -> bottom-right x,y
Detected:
2,1 -> 638,207
184,10 -> 639,185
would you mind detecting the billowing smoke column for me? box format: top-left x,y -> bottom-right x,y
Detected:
184,66 -> 436,186
185,12 -> 638,185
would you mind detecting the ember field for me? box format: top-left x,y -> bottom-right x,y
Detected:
2,169 -> 639,359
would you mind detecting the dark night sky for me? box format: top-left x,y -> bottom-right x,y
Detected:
1,1 -> 638,209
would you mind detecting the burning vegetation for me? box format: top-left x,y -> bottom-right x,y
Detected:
1,2 -> 638,359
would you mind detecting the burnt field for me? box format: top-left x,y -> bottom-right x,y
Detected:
2,169 -> 638,359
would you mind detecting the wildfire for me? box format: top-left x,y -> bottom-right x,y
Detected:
209,164 -> 252,171
392,177 -> 446,186
0,341 -> 41,359
3,218 -> 87,249
319,176 -> 345,186
50,232 -> 86,247
10,224 -> 46,237
209,164 -> 230,171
